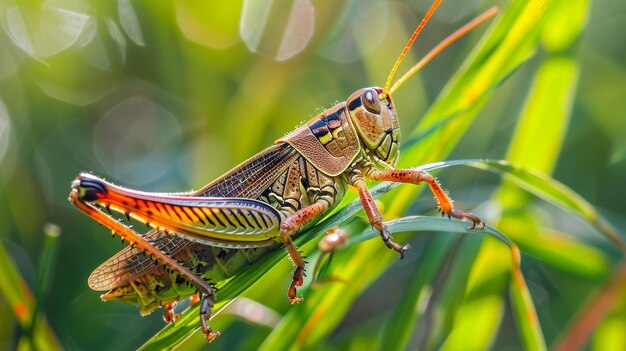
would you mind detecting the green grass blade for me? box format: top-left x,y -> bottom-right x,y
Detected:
508,245 -> 547,351
27,224 -> 61,346
440,238 -> 509,351
258,236 -> 396,351
0,240 -> 62,351
372,218 -> 541,350
472,160 -> 626,252
378,235 -> 456,351
502,58 -> 577,175
260,217 -> 524,351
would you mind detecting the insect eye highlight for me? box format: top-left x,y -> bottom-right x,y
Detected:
362,89 -> 381,114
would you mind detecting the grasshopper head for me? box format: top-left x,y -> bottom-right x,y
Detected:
347,87 -> 400,168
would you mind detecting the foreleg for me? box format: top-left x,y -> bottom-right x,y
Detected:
362,166 -> 483,229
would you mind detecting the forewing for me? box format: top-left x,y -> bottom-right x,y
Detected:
198,142 -> 298,198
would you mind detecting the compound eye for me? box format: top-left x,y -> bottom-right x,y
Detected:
362,88 -> 381,114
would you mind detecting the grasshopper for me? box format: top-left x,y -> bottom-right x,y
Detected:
69,1 -> 495,342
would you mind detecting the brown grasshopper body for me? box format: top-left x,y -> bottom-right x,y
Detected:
70,2 -> 496,342
83,88 -> 396,307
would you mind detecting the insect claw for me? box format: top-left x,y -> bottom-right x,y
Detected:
105,205 -> 112,215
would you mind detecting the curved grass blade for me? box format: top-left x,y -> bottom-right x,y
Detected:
378,234 -> 458,351
334,155 -> 614,350
439,237 -> 510,351
260,217 -> 543,350
377,219 -> 545,351
259,232 -> 397,351
470,160 -> 626,252
27,224 -> 61,348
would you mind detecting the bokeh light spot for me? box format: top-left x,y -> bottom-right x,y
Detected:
118,0 -> 145,46
105,17 -> 127,63
240,0 -> 314,61
0,98 -> 10,165
36,78 -> 116,106
93,96 -> 181,185
175,1 -> 242,49
317,0 -> 388,63
3,0 -> 94,58
0,28 -> 24,79
276,0 -> 314,61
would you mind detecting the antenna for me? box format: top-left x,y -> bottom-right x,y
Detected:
383,0 -> 442,96
389,6 -> 498,94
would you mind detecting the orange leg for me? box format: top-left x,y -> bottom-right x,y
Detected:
350,173 -> 411,258
163,302 -> 181,324
362,166 -> 484,229
280,201 -> 329,304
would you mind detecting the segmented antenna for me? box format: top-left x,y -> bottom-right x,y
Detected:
389,6 -> 498,94
383,0 -> 442,95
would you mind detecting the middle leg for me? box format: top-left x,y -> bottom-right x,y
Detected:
349,170 -> 411,258
280,201 -> 329,304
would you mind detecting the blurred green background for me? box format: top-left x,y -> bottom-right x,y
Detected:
1,0 -> 625,350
